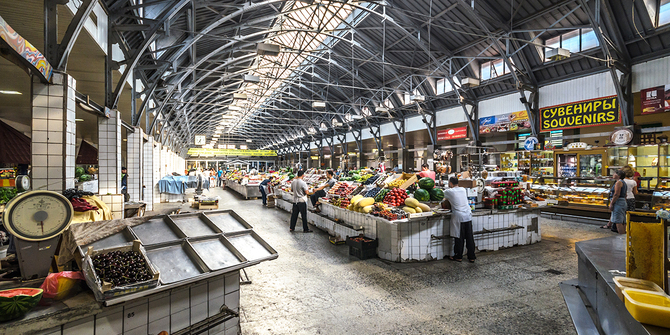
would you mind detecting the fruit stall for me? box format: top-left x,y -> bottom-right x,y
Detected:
273,171 -> 543,262
0,199 -> 277,335
223,171 -> 279,200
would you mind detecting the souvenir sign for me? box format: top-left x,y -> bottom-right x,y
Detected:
540,96 -> 620,131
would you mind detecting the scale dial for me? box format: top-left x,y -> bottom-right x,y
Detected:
3,191 -> 73,241
16,175 -> 30,192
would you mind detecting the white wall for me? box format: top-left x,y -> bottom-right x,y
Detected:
539,71 -> 616,108
632,55 -> 670,92
479,93 -> 527,117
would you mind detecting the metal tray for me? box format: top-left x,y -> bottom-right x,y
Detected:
226,231 -> 278,263
83,227 -> 138,251
189,235 -> 246,271
168,213 -> 221,237
130,216 -> 185,245
145,241 -> 209,284
204,210 -> 252,233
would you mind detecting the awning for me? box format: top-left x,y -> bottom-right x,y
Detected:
77,140 -> 98,165
0,120 -> 30,165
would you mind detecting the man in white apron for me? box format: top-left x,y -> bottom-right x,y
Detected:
443,177 -> 475,263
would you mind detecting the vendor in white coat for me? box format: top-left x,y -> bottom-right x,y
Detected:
443,177 -> 476,263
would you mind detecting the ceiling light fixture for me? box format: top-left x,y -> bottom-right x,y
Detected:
546,48 -> 570,61
0,90 -> 22,95
312,101 -> 326,108
75,118 -> 84,122
246,139 -> 252,143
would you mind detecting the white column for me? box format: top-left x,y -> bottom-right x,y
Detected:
143,135 -> 154,211
127,128 -> 143,202
98,110 -> 124,219
153,141 -> 162,204
31,73 -> 76,191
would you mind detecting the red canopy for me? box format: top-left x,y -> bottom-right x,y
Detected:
0,120 -> 30,165
76,140 -> 98,165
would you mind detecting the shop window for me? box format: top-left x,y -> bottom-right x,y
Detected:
660,0 -> 670,26
480,59 -> 512,81
545,130 -> 563,149
544,29 -> 600,62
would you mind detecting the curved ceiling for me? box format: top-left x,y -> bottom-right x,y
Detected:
106,0 -> 670,152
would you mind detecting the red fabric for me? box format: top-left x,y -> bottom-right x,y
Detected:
418,170 -> 436,181
0,120 -> 30,165
634,171 -> 641,187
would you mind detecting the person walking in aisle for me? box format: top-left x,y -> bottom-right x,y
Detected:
443,177 -> 475,263
259,176 -> 274,207
622,166 -> 638,212
290,170 -> 313,233
310,170 -> 336,213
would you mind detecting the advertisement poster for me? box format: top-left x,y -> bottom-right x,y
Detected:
437,126 -> 467,140
641,85 -> 670,114
479,110 -> 530,134
540,95 -> 620,132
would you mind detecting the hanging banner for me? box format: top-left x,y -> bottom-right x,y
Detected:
437,126 -> 467,140
0,15 -> 53,82
641,85 -> 670,114
540,95 -> 620,132
479,110 -> 530,134
187,148 -> 277,156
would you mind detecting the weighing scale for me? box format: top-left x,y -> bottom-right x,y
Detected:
3,191 -> 74,279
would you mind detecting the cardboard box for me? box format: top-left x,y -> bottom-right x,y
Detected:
458,179 -> 476,188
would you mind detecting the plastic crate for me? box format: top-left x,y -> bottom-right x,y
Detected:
346,236 -> 378,260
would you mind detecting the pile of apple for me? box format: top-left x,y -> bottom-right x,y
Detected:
383,188 -> 409,207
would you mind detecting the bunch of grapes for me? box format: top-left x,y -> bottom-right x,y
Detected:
92,251 -> 152,287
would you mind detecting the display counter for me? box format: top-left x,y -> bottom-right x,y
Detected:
225,180 -> 262,199
560,236 -> 670,335
273,190 -> 542,262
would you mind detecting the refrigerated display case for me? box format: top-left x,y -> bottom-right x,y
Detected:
530,176 -> 613,209
579,153 -> 604,178
531,151 -> 554,177
556,152 -> 578,177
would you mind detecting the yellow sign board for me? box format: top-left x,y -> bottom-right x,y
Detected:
187,148 -> 277,157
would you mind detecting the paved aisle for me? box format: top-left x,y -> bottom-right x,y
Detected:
206,187 -> 611,335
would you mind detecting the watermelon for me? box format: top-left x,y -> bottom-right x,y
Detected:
0,288 -> 43,322
430,188 -> 445,201
75,166 -> 85,178
414,188 -> 430,202
418,177 -> 435,190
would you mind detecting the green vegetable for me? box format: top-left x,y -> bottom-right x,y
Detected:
0,188 -> 18,204
75,167 -> 85,178
79,174 -> 92,182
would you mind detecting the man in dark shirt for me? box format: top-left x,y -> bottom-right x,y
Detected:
310,170 -> 336,213
259,176 -> 274,206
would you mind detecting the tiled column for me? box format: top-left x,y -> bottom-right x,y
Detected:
127,128 -> 143,202
143,136 -> 154,211
31,73 -> 76,191
98,110 -> 124,219
153,142 -> 162,204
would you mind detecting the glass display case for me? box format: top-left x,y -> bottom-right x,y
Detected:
531,151 -> 554,177
556,152 -> 578,177
607,146 -> 628,174
530,176 -> 613,208
579,153 -> 604,177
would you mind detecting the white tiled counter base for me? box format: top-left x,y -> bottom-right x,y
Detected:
98,194 -> 125,220
275,197 -> 361,241
35,272 -> 241,335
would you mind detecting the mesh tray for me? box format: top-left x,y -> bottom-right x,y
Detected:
84,227 -> 137,251
226,231 -> 277,263
145,241 -> 208,284
204,210 -> 252,233
131,217 -> 185,245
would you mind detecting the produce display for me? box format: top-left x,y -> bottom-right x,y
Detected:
387,178 -> 407,188
364,187 -> 382,198
0,288 -> 43,322
331,197 -> 350,208
374,189 -> 390,202
329,182 -> 355,196
418,177 -> 435,190
0,188 -> 18,204
429,188 -> 445,201
414,188 -> 431,202
362,174 -> 381,185
75,166 -> 86,178
371,204 -> 409,221
92,251 -> 153,287
383,188 -> 409,207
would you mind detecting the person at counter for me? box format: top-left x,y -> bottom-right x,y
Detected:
259,176 -> 274,207
608,170 -> 628,234
417,164 -> 435,181
290,170 -> 313,233
443,177 -> 475,263
310,170 -> 336,213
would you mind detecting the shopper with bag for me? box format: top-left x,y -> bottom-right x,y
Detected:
290,170 -> 313,232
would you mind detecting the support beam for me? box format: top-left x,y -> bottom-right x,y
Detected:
392,118 -> 406,149
56,0 -> 96,70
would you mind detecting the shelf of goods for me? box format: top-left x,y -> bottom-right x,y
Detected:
2,209 -> 276,335
607,144 -> 670,189
273,172 -> 542,262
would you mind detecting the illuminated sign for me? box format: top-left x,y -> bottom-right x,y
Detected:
437,126 -> 467,140
187,148 -> 277,156
540,95 -> 620,132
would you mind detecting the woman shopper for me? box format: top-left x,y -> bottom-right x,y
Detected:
608,170 -> 628,234
621,166 -> 638,212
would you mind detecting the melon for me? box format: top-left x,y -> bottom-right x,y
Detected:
0,288 -> 43,322
417,203 -> 431,212
418,177 -> 435,190
402,207 -> 416,214
429,188 -> 445,201
404,198 -> 420,208
414,189 -> 430,202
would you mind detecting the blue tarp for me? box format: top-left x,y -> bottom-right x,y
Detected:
158,175 -> 210,194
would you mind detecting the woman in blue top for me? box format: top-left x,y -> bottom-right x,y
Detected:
609,170 -> 628,234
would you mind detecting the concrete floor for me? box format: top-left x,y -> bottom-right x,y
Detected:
154,187 -> 614,335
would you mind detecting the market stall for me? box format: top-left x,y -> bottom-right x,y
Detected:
273,169 -> 543,262
0,205 -> 276,334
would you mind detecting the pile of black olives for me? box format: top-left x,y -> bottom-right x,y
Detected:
92,250 -> 152,287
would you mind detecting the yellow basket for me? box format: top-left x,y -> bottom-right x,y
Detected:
625,212 -> 667,291
622,288 -> 670,328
